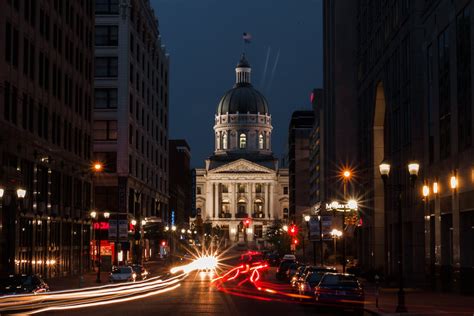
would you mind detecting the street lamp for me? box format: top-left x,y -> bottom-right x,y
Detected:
303,215 -> 311,261
90,210 -> 110,283
282,225 -> 288,232
331,229 -> 343,264
379,160 -> 419,313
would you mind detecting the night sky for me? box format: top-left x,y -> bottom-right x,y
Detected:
152,0 -> 323,167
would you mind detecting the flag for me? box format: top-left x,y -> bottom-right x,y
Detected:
242,32 -> 252,43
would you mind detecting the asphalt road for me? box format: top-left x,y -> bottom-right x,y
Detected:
41,270 -> 368,316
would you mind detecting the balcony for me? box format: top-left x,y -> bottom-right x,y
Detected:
235,212 -> 248,219
252,212 -> 265,219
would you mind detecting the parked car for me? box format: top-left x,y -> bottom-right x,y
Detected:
0,274 -> 49,295
276,257 -> 296,280
265,253 -> 280,267
282,254 -> 296,261
109,266 -> 136,283
131,264 -> 149,280
285,262 -> 303,280
314,273 -> 364,315
296,267 -> 337,298
290,265 -> 307,290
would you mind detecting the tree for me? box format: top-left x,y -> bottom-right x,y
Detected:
265,220 -> 291,255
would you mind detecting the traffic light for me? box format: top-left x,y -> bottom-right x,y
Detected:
161,241 -> 166,247
244,218 -> 251,227
292,238 -> 299,245
288,224 -> 298,237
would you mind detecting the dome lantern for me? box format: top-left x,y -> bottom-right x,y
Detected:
235,53 -> 251,85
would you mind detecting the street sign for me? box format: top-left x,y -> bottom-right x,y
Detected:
309,216 -> 333,241
109,220 -> 117,239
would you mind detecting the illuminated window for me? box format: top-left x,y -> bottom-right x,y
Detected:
258,134 -> 264,149
222,132 -> 228,149
239,133 -> 246,149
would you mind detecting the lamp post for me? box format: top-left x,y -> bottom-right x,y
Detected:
304,215 -> 310,262
91,210 -> 110,283
379,160 -> 419,313
331,229 -> 343,264
0,186 -> 26,274
342,169 -> 351,274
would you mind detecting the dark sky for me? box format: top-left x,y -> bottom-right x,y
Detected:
152,0 -> 323,167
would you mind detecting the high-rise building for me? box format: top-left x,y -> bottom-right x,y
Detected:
93,0 -> 169,264
194,54 -> 289,245
422,0 -> 474,294
309,89 -> 324,208
0,0 -> 95,277
288,110 -> 314,223
325,0 -> 474,291
169,139 -> 191,226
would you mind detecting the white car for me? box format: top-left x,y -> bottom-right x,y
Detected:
282,254 -> 296,261
109,266 -> 136,283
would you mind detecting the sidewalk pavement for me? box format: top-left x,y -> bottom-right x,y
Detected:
362,282 -> 474,316
46,260 -> 172,291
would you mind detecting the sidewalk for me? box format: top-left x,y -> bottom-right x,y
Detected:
46,260 -> 171,291
363,282 -> 474,315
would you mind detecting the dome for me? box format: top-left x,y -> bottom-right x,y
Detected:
217,84 -> 269,115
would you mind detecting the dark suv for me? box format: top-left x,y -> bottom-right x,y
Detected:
0,274 -> 49,295
276,259 -> 296,280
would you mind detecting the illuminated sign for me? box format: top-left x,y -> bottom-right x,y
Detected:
326,201 -> 358,211
93,222 -> 110,230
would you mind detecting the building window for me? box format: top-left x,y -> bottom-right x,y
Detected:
283,187 -> 288,195
238,184 -> 246,193
256,183 -> 262,193
95,0 -> 119,15
258,134 -> 264,149
93,120 -> 117,140
95,25 -> 118,46
222,184 -> 228,193
196,187 -> 201,195
95,57 -> 118,77
222,132 -> 228,149
237,198 -> 247,216
95,88 -> 117,108
239,133 -> 246,149
283,208 -> 289,219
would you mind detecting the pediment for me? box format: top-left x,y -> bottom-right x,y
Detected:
210,159 -> 274,174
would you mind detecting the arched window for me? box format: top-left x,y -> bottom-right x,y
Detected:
258,134 -> 264,149
239,133 -> 247,149
222,132 -> 228,149
216,133 -> 221,149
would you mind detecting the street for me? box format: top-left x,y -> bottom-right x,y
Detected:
45,269 -> 368,316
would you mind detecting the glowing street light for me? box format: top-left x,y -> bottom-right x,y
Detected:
422,185 -> 430,197
141,219 -> 147,226
282,225 -> 288,232
347,199 -> 358,210
90,211 -> 97,219
103,212 -> 110,219
450,176 -> 458,189
433,182 -> 439,194
0,187 -> 4,198
131,219 -> 137,226
16,188 -> 27,199
164,226 -> 169,231
343,170 -> 351,179
304,215 -> 311,222
171,225 -> 177,232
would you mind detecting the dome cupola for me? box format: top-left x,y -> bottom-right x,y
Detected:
213,54 -> 273,157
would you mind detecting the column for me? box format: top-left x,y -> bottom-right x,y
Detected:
213,183 -> 219,219
265,183 -> 270,218
246,183 -> 251,217
452,182 -> 460,268
232,183 -> 237,218
269,183 -> 274,219
434,192 -> 441,266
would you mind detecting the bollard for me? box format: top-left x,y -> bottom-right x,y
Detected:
375,274 -> 380,308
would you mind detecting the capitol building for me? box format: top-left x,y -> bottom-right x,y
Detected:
194,54 -> 289,245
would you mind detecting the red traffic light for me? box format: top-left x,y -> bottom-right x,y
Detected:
292,238 -> 299,245
288,224 -> 298,236
244,219 -> 251,227
161,241 -> 166,247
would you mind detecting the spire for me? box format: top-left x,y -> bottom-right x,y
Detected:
235,53 -> 251,85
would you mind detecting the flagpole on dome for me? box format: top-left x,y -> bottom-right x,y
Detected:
242,32 -> 252,54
